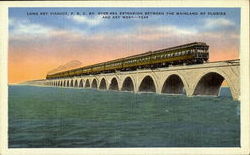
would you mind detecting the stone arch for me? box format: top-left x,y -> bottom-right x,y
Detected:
85,79 -> 90,88
193,72 -> 228,96
91,79 -> 98,89
63,81 -> 66,87
139,75 -> 156,92
109,77 -> 119,90
161,74 -> 186,94
74,80 -> 78,87
67,80 -> 70,87
99,78 -> 107,90
79,79 -> 84,87
121,76 -> 134,91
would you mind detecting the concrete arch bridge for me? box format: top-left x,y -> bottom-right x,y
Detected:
35,60 -> 240,100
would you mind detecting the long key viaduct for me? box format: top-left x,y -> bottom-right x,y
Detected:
29,59 -> 240,100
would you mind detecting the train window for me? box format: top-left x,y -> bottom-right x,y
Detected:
198,49 -> 204,53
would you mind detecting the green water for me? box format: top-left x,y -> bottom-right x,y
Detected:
9,85 -> 240,148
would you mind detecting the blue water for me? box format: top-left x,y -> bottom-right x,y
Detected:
8,85 -> 240,148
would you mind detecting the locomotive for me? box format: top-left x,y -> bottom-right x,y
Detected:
46,42 -> 209,79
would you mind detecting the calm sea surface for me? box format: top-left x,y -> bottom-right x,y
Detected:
9,85 -> 240,148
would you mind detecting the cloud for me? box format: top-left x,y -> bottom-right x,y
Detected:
67,15 -> 103,26
117,24 -> 197,41
9,18 -> 87,41
9,18 -> 53,36
203,18 -> 235,29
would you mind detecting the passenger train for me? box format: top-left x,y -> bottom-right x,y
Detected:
46,42 -> 209,79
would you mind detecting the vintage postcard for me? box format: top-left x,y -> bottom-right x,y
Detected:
0,1 -> 249,155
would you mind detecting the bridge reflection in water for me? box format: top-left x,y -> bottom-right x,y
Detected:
28,59 -> 240,100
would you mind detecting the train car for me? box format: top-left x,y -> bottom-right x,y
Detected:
119,42 -> 208,71
46,42 -> 209,79
104,58 -> 124,72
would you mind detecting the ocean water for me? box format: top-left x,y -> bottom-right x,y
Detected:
8,85 -> 240,148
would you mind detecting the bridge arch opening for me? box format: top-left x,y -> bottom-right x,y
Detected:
139,75 -> 156,92
121,77 -> 134,91
162,74 -> 186,95
109,78 -> 119,90
99,78 -> 107,90
218,81 -> 233,98
193,72 -> 225,96
79,79 -> 84,87
67,81 -> 70,87
74,80 -> 78,87
63,81 -> 66,87
91,79 -> 98,89
70,80 -> 74,87
85,79 -> 90,88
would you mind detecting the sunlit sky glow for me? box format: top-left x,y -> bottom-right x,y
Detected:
9,8 -> 240,83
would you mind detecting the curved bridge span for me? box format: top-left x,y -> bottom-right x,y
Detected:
31,60 -> 240,100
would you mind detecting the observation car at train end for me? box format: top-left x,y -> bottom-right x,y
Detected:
46,42 -> 209,79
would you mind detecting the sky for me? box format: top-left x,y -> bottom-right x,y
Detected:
9,7 -> 240,84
